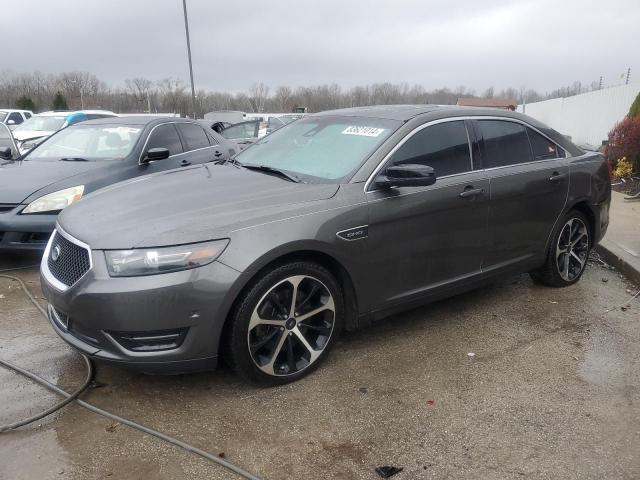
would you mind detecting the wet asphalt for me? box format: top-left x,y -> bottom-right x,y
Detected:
0,252 -> 639,480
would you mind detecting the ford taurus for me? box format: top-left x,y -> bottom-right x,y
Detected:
40,105 -> 611,385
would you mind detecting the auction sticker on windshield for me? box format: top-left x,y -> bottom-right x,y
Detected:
341,126 -> 385,137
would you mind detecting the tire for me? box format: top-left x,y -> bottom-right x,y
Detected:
529,210 -> 591,287
224,261 -> 344,386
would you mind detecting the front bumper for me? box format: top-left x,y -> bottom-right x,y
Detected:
0,207 -> 56,251
41,247 -> 244,374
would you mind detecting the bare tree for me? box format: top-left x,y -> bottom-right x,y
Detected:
273,85 -> 293,112
125,78 -> 154,112
157,78 -> 188,115
248,82 -> 270,113
0,70 -> 605,116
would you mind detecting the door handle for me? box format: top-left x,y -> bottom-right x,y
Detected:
214,151 -> 223,158
180,159 -> 191,167
549,172 -> 567,182
459,186 -> 484,199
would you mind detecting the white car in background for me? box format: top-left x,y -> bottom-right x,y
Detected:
0,109 -> 33,129
12,110 -> 117,154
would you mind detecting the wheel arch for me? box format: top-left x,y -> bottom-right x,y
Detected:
218,246 -> 360,356
565,199 -> 597,246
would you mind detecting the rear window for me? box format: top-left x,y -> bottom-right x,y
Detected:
527,127 -> 562,160
478,120 -> 532,168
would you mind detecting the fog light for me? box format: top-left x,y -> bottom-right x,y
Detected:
109,328 -> 188,352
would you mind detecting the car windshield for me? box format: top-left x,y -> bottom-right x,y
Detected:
234,115 -> 400,183
27,124 -> 143,161
15,115 -> 66,133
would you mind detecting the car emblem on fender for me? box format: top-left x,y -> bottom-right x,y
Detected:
51,245 -> 61,262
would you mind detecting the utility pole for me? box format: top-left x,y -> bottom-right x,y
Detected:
182,0 -> 197,119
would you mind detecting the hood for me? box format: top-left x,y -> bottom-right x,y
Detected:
12,130 -> 53,142
0,160 -> 109,204
59,164 -> 339,249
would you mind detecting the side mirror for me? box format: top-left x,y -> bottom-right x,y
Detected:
0,147 -> 12,160
7,120 -> 15,125
375,164 -> 436,188
142,147 -> 170,163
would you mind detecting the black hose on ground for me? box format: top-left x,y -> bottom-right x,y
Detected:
0,268 -> 262,480
0,352 -> 94,433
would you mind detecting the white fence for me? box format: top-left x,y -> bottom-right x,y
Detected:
518,83 -> 640,147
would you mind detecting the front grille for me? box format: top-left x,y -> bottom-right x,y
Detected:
47,231 -> 91,287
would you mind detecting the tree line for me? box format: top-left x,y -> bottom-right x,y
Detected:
0,70 -> 604,117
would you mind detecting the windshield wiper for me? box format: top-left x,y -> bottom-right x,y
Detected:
60,157 -> 89,162
241,164 -> 303,183
215,157 -> 243,168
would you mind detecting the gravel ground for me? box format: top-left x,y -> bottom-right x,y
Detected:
1,253 -> 639,480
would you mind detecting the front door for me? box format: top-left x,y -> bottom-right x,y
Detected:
365,120 -> 490,311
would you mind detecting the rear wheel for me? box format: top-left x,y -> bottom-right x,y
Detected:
224,261 -> 343,386
530,210 -> 591,287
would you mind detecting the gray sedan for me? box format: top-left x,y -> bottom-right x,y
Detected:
40,105 -> 611,385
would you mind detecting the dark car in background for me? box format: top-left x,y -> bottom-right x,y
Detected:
40,105 -> 610,385
0,116 -> 237,250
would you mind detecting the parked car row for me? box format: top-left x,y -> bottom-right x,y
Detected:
1,105 -> 607,386
0,116 -> 237,249
0,109 -> 33,129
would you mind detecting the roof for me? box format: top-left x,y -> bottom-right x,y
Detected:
456,97 -> 517,108
0,109 -> 32,113
314,104 -> 458,121
80,116 -> 194,126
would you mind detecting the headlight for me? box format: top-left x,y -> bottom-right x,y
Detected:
22,186 -> 84,214
104,240 -> 229,277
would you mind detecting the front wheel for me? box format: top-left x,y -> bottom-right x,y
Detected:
224,261 -> 344,386
530,210 -> 591,287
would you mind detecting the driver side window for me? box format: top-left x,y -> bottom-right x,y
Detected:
146,124 -> 183,156
390,121 -> 472,178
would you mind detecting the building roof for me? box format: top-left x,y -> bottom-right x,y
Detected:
456,97 -> 518,108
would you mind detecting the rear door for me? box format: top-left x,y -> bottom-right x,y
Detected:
474,119 -> 570,271
366,119 -> 490,310
175,123 -> 225,165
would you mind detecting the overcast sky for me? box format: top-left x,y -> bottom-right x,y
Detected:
4,0 -> 639,93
